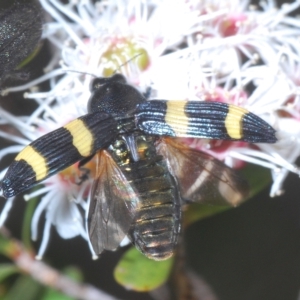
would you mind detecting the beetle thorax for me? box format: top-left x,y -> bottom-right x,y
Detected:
88,75 -> 145,117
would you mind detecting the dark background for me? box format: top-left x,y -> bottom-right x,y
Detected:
1,0 -> 300,299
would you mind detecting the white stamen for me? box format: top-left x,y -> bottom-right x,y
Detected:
0,197 -> 15,227
35,218 -> 52,260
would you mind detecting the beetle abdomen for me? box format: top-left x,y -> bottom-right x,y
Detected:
125,157 -> 181,260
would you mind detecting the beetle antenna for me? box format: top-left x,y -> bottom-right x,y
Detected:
63,52 -> 143,78
65,69 -> 97,78
113,52 -> 143,74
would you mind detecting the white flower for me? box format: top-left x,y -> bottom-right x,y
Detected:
0,97 -> 96,257
176,0 -> 300,196
1,0 -> 300,257
0,0 -> 206,257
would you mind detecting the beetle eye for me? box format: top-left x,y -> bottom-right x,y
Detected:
90,74 -> 127,92
90,78 -> 104,92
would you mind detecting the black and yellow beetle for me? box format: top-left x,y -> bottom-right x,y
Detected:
1,74 -> 276,260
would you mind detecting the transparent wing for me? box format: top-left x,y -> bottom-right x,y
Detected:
156,137 -> 249,207
88,150 -> 140,255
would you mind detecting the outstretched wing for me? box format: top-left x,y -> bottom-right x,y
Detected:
1,112 -> 118,198
136,100 -> 276,143
88,150 -> 140,255
156,137 -> 249,207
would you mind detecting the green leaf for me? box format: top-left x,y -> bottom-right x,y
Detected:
42,288 -> 74,300
114,247 -> 173,292
0,264 -> 19,282
184,163 -> 272,226
62,266 -> 83,282
22,189 -> 40,250
41,267 -> 83,300
41,266 -> 83,300
3,275 -> 43,300
184,204 -> 229,227
240,162 -> 272,199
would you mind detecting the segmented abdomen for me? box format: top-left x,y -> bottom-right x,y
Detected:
123,156 -> 181,260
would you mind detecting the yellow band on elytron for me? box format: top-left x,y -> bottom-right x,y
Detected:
225,105 -> 248,139
165,101 -> 189,135
64,119 -> 93,157
15,145 -> 48,181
